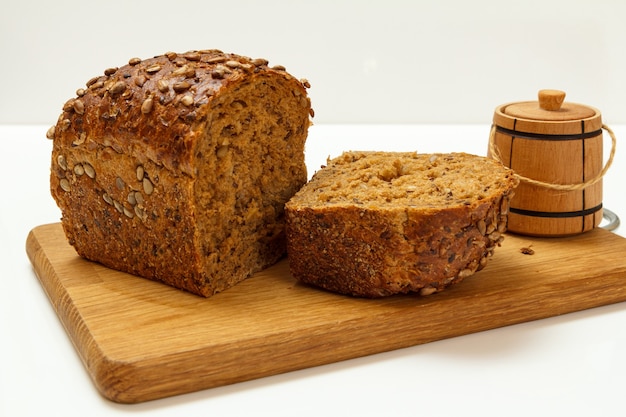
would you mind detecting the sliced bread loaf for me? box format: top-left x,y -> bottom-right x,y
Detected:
49,50 -> 312,297
285,151 -> 519,297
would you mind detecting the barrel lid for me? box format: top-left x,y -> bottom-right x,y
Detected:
502,90 -> 597,121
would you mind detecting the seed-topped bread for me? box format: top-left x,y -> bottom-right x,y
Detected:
48,49 -> 313,297
285,151 -> 519,298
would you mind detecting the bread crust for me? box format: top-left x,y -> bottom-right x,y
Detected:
49,50 -> 312,296
51,51 -> 308,175
285,152 -> 518,298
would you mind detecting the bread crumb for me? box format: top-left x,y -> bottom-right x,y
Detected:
519,245 -> 535,255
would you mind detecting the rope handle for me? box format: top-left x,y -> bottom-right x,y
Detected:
488,124 -> 617,191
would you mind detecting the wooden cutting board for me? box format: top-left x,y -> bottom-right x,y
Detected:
26,222 -> 626,404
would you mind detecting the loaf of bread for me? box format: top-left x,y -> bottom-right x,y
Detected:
47,49 -> 313,297
285,151 -> 519,298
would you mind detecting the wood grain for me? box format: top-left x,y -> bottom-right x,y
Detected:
26,223 -> 626,403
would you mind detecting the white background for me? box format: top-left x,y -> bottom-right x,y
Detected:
3,1 -> 626,416
1,0 -> 625,126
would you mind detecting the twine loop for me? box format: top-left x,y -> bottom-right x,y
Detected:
488,124 -> 617,191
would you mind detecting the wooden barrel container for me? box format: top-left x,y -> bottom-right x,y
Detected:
490,90 -> 604,237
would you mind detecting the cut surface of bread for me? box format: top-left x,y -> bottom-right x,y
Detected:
48,50 -> 312,297
285,151 -> 519,297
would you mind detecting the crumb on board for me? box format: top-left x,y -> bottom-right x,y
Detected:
519,245 -> 535,255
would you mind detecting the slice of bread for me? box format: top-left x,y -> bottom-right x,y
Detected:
285,151 -> 519,297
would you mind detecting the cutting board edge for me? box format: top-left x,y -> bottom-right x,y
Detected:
26,226 -> 115,398
84,283 -> 626,404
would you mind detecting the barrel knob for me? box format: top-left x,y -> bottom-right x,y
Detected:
538,89 -> 566,111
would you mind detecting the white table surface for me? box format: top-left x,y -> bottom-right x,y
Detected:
2,124 -> 625,417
